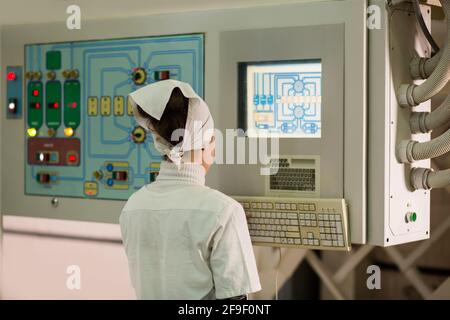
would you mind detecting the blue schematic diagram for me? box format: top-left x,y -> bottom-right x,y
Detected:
24,34 -> 204,200
246,60 -> 322,138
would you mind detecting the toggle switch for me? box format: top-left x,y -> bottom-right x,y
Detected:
112,171 -> 128,181
37,152 -> 50,163
36,173 -> 51,184
154,70 -> 170,81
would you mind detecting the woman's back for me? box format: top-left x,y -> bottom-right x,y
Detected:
120,161 -> 261,299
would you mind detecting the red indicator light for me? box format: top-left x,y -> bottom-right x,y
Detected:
35,103 -> 41,109
53,102 -> 59,108
7,72 -> 17,81
68,154 -> 77,162
71,102 -> 77,108
33,89 -> 39,97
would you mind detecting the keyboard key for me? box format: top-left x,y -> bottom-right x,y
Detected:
333,240 -> 338,246
282,226 -> 287,231
287,238 -> 294,244
276,212 -> 282,219
322,240 -> 332,246
252,236 -> 274,243
275,238 -> 281,243
338,240 -> 344,247
306,220 -> 311,226
311,221 -> 317,227
335,214 -> 341,221
282,213 -> 287,219
299,214 -> 305,219
307,232 -> 313,238
287,213 -> 298,219
294,239 -> 301,245
291,204 -> 297,210
286,232 -> 300,238
336,222 -> 343,234
305,213 -> 310,220
287,226 -> 299,232
300,220 -> 306,226
281,238 -> 287,244
314,239 -> 319,246
290,219 -> 299,226
310,214 -> 316,220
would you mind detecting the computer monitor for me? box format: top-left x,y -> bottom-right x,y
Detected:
238,60 -> 322,138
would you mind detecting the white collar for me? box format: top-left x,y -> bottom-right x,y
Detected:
155,161 -> 206,186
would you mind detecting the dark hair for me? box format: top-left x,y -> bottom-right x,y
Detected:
135,87 -> 189,146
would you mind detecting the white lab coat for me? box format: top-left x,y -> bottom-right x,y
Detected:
120,161 -> 261,299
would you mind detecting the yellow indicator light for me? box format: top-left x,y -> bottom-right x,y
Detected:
27,128 -> 37,137
64,127 -> 74,137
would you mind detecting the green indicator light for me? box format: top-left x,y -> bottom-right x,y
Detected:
64,80 -> 81,129
45,80 -> 62,129
411,212 -> 417,222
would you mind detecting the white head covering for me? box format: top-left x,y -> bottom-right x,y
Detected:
128,80 -> 214,167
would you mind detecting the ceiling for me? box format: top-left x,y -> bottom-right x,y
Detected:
0,0 -> 328,26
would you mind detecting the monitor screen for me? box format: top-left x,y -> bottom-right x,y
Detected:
239,60 -> 322,138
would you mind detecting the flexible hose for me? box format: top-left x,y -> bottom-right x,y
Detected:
412,0 -> 440,53
397,126 -> 450,163
410,92 -> 450,133
411,51 -> 442,80
414,128 -> 450,161
411,167 -> 450,189
399,0 -> 450,106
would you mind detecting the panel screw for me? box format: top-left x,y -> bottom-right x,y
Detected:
51,197 -> 59,208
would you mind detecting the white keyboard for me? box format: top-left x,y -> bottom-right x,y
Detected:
234,196 -> 351,251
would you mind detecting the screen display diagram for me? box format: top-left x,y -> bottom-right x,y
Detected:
241,60 -> 322,138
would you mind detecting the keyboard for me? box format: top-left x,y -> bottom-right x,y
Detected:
234,196 -> 351,251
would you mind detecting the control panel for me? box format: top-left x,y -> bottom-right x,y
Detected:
24,34 -> 204,200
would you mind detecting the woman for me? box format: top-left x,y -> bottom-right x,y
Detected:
120,80 -> 261,299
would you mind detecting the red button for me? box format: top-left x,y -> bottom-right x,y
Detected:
7,72 -> 16,81
68,154 -> 77,163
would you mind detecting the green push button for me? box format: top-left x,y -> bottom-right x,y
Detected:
46,51 -> 61,70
